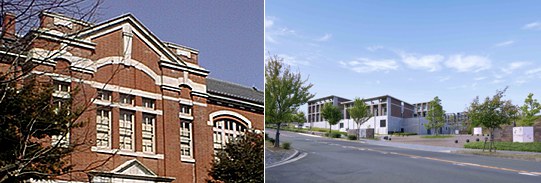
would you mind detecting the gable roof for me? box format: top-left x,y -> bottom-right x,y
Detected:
207,78 -> 263,104
75,13 -> 208,73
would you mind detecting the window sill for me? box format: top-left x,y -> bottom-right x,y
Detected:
91,146 -> 164,159
179,113 -> 194,120
181,157 -> 195,163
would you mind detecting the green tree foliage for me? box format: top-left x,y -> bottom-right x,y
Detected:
265,55 -> 314,147
467,88 -> 518,152
424,96 -> 445,135
348,98 -> 371,139
518,93 -> 541,126
208,131 -> 263,183
292,111 -> 306,128
0,78 -> 83,182
321,103 -> 342,136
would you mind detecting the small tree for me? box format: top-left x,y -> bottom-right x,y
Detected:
321,102 -> 342,136
424,96 -> 445,135
518,93 -> 541,127
292,111 -> 306,128
467,88 -> 518,152
348,98 -> 371,139
208,131 -> 263,183
265,55 -> 314,147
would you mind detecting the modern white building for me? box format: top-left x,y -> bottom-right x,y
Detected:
306,95 -> 464,135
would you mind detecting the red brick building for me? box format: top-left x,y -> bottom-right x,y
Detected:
0,12 -> 263,183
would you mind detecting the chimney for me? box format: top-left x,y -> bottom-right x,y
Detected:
2,12 -> 16,39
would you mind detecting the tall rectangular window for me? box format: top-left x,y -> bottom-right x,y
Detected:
142,113 -> 155,153
119,110 -> 134,150
96,108 -> 111,148
97,89 -> 112,101
120,94 -> 134,106
142,98 -> 155,109
180,120 -> 192,159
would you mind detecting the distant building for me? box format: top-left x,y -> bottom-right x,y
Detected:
306,95 -> 466,135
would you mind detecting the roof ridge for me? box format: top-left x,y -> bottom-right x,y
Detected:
207,77 -> 260,92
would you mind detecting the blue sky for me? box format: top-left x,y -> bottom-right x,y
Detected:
99,0 -> 263,89
266,0 -> 541,113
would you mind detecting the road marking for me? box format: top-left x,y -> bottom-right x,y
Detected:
266,152 -> 308,169
297,133 -> 321,138
518,172 -> 539,176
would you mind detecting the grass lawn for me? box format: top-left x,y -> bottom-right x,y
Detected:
420,135 -> 454,139
464,142 -> 541,152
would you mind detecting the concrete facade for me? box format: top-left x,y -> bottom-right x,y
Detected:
306,95 -> 464,135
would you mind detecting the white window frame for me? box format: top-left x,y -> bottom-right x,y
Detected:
96,89 -> 112,102
119,110 -> 135,151
213,119 -> 247,151
180,104 -> 192,115
120,93 -> 135,106
142,97 -> 155,109
96,107 -> 112,148
54,81 -> 71,92
142,113 -> 155,153
180,120 -> 193,160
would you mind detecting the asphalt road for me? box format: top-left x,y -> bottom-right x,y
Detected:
265,130 -> 541,183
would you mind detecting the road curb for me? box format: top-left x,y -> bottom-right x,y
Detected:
266,149 -> 307,169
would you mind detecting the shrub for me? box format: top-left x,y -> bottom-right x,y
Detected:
325,132 -> 342,138
421,135 -> 453,139
282,142 -> 291,150
347,135 -> 357,140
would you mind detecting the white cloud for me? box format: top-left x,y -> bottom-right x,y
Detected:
445,54 -> 491,72
494,40 -> 514,47
492,79 -> 504,84
316,33 -> 332,42
526,67 -> 541,75
501,61 -> 529,74
339,58 -> 399,73
366,45 -> 383,52
474,76 -> 487,81
264,16 -> 297,44
439,76 -> 451,82
515,79 -> 527,84
523,22 -> 541,30
398,51 -> 444,72
265,16 -> 275,29
278,54 -> 310,66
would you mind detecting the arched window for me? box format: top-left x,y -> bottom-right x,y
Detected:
212,117 -> 249,152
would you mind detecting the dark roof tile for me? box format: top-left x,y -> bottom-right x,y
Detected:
207,78 -> 263,104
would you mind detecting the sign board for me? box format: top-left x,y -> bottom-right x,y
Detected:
473,127 -> 482,135
455,130 -> 459,135
513,127 -> 534,143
